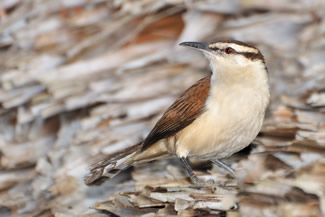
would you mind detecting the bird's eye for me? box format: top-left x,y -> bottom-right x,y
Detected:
225,47 -> 233,54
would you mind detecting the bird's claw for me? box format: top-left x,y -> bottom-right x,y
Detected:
190,175 -> 205,185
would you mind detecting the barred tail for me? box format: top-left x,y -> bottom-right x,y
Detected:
85,143 -> 141,186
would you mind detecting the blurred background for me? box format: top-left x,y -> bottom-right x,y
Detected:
0,0 -> 324,216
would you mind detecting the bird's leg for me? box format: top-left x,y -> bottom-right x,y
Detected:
180,157 -> 204,185
211,159 -> 236,177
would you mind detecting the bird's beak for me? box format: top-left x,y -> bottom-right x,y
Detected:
179,42 -> 214,55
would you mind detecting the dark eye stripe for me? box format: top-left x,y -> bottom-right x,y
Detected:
209,47 -> 222,51
237,52 -> 265,62
209,47 -> 237,53
208,45 -> 265,62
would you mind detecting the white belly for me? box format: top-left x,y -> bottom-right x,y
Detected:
175,86 -> 268,159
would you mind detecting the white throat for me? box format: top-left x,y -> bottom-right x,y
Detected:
206,56 -> 270,113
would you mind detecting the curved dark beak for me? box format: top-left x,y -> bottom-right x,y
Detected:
179,42 -> 212,53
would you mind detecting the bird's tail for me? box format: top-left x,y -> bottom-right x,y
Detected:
85,143 -> 141,186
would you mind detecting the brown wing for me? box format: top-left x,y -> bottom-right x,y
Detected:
142,75 -> 211,151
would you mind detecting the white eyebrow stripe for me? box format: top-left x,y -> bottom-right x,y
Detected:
209,43 -> 258,54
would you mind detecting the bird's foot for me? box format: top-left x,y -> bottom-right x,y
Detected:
180,157 -> 206,185
190,176 -> 225,186
189,174 -> 205,185
210,159 -> 236,177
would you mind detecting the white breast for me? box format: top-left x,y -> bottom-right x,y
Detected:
175,83 -> 269,159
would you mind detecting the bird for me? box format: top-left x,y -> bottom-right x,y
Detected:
85,40 -> 270,186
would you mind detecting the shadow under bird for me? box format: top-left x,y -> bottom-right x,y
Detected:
85,40 -> 270,185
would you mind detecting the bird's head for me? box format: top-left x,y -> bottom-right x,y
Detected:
180,40 -> 268,84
